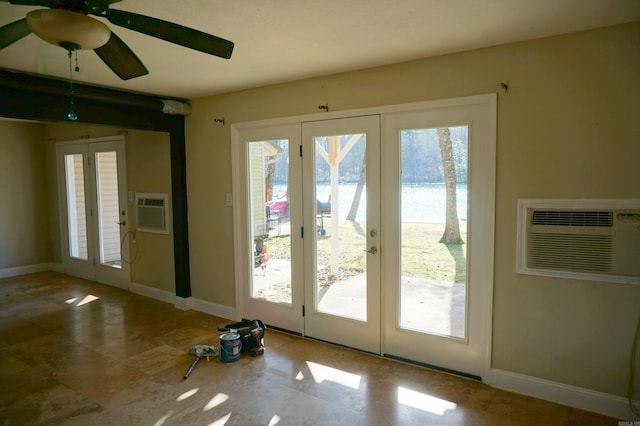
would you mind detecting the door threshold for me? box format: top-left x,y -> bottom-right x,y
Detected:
266,328 -> 482,382
264,323 -> 303,337
383,353 -> 481,382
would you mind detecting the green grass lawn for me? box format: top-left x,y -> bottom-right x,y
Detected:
266,219 -> 466,283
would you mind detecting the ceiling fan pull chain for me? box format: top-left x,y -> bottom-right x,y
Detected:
74,50 -> 79,73
67,49 -> 78,121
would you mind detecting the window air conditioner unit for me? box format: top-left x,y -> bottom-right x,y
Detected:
135,193 -> 170,234
517,199 -> 640,284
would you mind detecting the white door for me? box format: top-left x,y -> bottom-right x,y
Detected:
232,124 -> 304,333
301,115 -> 381,353
381,98 -> 496,378
57,136 -> 130,289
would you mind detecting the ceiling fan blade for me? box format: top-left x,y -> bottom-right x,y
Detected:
94,31 -> 148,80
0,18 -> 31,50
105,9 -> 234,59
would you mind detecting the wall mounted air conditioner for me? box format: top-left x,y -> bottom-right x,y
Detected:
135,193 -> 170,234
517,199 -> 640,285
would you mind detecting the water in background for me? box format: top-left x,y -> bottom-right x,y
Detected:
274,183 -> 467,223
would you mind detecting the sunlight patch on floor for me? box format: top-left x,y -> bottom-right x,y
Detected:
306,361 -> 361,389
153,410 -> 173,426
268,414 -> 281,425
65,294 -> 99,306
208,412 -> 232,426
203,393 -> 229,411
397,386 -> 457,415
176,387 -> 199,401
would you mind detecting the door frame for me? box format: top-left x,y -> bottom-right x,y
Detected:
56,135 -> 130,289
231,94 -> 496,376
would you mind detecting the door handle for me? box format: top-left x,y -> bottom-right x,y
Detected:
364,246 -> 377,255
117,221 -> 126,226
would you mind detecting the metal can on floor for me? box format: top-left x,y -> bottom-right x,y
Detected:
219,332 -> 241,362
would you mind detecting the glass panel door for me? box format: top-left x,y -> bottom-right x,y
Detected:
56,137 -> 130,288
303,115 -> 380,354
233,124 -> 303,333
382,97 -> 496,378
91,141 -> 129,288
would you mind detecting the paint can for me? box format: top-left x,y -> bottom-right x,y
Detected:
219,332 -> 241,363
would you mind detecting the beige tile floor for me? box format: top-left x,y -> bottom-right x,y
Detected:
0,272 -> 617,425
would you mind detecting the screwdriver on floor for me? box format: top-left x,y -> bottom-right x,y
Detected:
183,356 -> 200,379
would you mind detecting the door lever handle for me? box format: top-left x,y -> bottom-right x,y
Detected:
117,221 -> 126,226
364,246 -> 377,255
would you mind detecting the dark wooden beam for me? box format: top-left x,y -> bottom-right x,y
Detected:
0,69 -> 192,299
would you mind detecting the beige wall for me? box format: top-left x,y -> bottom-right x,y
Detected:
0,120 -> 51,269
42,123 -> 176,293
185,22 -> 640,397
1,119 -> 175,292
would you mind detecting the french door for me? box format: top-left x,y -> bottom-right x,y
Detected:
232,124 -> 304,333
233,95 -> 495,377
231,116 -> 380,350
301,116 -> 381,353
381,99 -> 496,378
56,136 -> 130,288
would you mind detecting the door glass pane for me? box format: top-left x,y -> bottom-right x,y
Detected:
95,151 -> 122,269
400,126 -> 468,339
248,140 -> 292,305
314,133 -> 367,321
64,154 -> 88,260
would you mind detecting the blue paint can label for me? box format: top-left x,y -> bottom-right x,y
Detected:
220,332 -> 241,363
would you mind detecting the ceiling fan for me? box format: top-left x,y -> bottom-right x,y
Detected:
0,0 -> 234,80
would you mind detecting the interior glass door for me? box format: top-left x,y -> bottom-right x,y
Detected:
302,115 -> 381,353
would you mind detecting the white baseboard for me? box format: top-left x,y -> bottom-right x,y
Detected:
129,282 -> 234,320
173,296 -> 193,311
130,282 -> 175,305
191,297 -> 236,321
0,263 -> 57,279
486,368 -> 639,420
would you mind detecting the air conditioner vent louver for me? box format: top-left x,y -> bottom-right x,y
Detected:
135,193 -> 169,234
141,198 -> 164,207
532,210 -> 613,227
528,233 -> 614,272
517,199 -> 640,285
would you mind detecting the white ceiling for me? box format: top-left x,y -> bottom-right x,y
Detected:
1,0 -> 639,100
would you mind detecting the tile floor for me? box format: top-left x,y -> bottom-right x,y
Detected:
0,272 -> 618,425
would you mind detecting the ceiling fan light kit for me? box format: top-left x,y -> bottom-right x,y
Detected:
0,0 -> 234,80
26,9 -> 110,51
